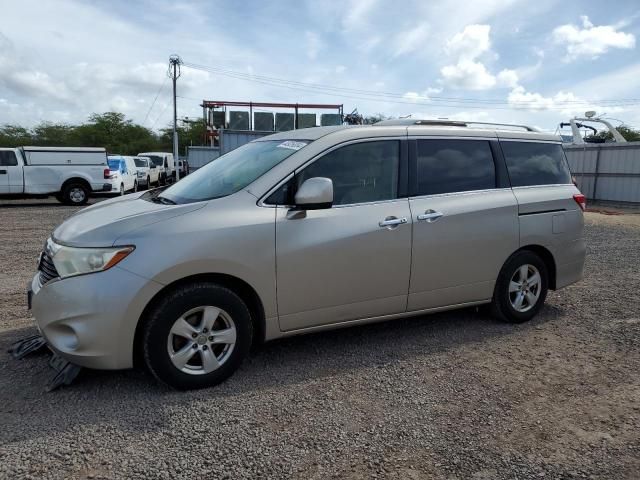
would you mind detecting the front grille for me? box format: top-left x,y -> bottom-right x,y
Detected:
38,251 -> 59,285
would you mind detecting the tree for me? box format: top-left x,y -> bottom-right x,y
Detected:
585,125 -> 640,142
0,125 -> 32,147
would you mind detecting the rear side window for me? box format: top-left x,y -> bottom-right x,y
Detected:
500,141 -> 571,187
415,139 -> 495,196
0,151 -> 18,166
297,140 -> 400,206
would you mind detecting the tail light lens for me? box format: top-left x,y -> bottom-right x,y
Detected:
103,168 -> 110,179
573,193 -> 586,211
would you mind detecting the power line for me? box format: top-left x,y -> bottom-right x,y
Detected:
150,99 -> 171,129
142,76 -> 169,125
181,61 -> 640,110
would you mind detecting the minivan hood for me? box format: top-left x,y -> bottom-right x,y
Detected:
53,193 -> 206,247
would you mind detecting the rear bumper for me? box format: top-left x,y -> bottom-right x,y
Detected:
554,238 -> 586,289
30,266 -> 163,370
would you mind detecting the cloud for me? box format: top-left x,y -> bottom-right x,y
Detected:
553,16 -> 635,61
393,23 -> 430,57
439,24 -> 518,90
402,86 -> 443,102
507,85 -> 625,116
305,31 -> 323,60
445,24 -> 491,61
0,33 -> 73,103
496,69 -> 519,88
342,0 -> 379,32
441,60 -> 497,90
508,86 -> 578,110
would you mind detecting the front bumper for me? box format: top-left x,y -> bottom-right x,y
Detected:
30,266 -> 163,370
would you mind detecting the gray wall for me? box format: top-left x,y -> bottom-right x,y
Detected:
187,146 -> 220,172
565,142 -> 640,204
219,130 -> 272,155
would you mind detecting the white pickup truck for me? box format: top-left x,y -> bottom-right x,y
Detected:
0,146 -> 111,205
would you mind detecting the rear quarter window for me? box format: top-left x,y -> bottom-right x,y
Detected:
500,141 -> 571,187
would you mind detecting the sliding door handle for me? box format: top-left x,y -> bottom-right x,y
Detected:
417,210 -> 443,222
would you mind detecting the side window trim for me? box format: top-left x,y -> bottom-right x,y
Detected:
490,139 -> 511,189
408,138 -> 499,197
262,138 -> 407,207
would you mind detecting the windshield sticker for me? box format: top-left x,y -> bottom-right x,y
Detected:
277,141 -> 307,151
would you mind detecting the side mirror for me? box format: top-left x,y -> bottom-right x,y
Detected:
294,177 -> 333,210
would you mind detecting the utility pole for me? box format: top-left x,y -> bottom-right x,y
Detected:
169,55 -> 182,182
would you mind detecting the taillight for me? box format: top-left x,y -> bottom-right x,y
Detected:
573,193 -> 586,211
104,168 -> 110,179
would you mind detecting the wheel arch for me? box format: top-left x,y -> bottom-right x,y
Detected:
60,176 -> 92,194
133,273 -> 266,367
515,244 -> 557,290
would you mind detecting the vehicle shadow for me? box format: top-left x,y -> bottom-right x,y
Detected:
0,304 -> 564,445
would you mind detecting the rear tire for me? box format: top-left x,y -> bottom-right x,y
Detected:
491,251 -> 548,323
142,283 -> 253,390
61,183 -> 89,206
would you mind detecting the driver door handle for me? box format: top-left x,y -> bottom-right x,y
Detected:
417,210 -> 443,222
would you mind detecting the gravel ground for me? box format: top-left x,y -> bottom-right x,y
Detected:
1,199 -> 639,479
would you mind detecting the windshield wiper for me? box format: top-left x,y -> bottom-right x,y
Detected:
150,196 -> 176,205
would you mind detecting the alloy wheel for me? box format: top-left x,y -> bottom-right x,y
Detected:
166,306 -> 237,375
509,264 -> 542,313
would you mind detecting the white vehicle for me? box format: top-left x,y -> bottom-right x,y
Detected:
133,156 -> 160,189
0,146 -> 110,205
138,152 -> 174,185
107,156 -> 138,195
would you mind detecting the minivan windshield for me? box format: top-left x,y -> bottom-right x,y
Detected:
134,158 -> 147,168
159,140 -> 309,204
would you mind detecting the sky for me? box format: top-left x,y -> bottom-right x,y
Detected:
1,0 -> 640,133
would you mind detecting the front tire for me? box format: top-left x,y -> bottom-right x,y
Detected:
119,183 -> 125,196
491,251 -> 548,323
142,283 -> 253,390
133,180 -> 138,192
61,183 -> 89,206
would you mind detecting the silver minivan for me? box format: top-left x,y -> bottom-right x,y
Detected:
29,121 -> 586,389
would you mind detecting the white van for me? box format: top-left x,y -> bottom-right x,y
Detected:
137,152 -> 174,185
106,156 -> 138,194
0,146 -> 110,205
133,156 -> 161,189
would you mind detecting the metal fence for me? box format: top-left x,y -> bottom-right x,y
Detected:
564,142 -> 640,204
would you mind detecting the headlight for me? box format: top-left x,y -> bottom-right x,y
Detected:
48,239 -> 134,279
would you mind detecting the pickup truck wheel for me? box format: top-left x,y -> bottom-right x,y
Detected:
62,183 -> 89,206
491,251 -> 548,323
143,283 -> 253,390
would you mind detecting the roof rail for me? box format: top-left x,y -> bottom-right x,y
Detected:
374,119 -> 539,132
